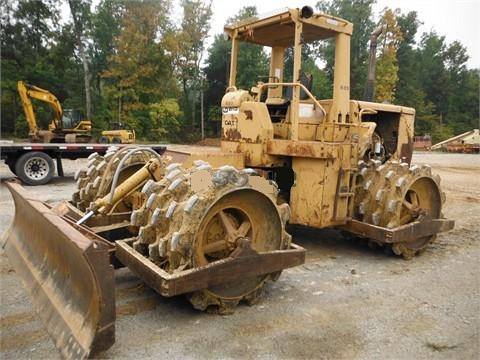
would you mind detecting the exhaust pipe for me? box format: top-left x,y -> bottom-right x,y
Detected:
363,26 -> 383,102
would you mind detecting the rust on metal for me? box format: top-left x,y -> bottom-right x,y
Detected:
400,138 -> 414,164
52,200 -> 131,230
223,128 -> 242,141
163,149 -> 191,163
3,180 -> 116,359
267,139 -> 337,159
115,238 -> 305,297
342,218 -> 455,243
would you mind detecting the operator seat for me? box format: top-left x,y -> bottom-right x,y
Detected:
266,72 -> 313,123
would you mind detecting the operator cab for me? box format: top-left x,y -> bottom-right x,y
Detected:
62,109 -> 83,129
223,6 -> 353,142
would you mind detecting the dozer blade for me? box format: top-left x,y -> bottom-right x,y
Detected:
3,180 -> 115,359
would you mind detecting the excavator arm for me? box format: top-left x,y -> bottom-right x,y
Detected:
17,80 -> 63,139
17,80 -> 92,143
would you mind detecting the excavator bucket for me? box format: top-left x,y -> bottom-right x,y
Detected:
2,180 -> 115,359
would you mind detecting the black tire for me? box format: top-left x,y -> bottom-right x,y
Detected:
112,137 -> 122,144
99,136 -> 110,144
15,152 -> 55,185
7,161 -> 17,175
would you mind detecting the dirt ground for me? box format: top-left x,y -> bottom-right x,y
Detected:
0,150 -> 479,359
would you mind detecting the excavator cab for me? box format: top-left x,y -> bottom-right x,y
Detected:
61,108 -> 92,132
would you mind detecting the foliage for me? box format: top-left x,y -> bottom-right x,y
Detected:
14,114 -> 29,138
149,99 -> 183,141
169,0 -> 212,127
67,0 -> 92,119
394,10 -> 479,137
316,0 -> 376,99
0,1 -> 478,142
101,0 -> 178,137
302,58 -> 331,99
203,34 -> 230,114
203,6 -> 268,136
1,0 -> 64,135
431,124 -> 455,143
374,8 -> 402,103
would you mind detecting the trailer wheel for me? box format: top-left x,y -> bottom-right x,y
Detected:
112,137 -> 122,144
15,152 -> 55,185
7,161 -> 17,175
99,136 -> 110,144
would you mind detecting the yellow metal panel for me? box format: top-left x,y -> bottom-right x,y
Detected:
182,151 -> 245,169
267,139 -> 337,159
221,141 -> 285,168
290,158 -> 329,227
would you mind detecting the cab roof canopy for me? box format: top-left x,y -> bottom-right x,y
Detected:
224,7 -> 353,48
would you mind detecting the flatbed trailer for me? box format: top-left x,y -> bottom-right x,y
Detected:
0,141 -> 166,185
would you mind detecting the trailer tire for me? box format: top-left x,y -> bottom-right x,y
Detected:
112,137 -> 122,144
15,152 -> 55,185
99,136 -> 110,144
7,161 -> 17,175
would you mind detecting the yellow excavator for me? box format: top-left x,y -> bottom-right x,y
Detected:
17,80 -> 92,143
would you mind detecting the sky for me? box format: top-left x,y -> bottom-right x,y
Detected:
199,0 -> 479,69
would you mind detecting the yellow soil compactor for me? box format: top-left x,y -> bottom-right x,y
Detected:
4,7 -> 454,358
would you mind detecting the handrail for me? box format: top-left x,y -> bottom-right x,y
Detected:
359,107 -> 378,121
256,82 -> 327,118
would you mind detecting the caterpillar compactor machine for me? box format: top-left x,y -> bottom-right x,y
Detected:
4,7 -> 453,358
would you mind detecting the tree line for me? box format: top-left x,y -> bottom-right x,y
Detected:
1,0 -> 478,143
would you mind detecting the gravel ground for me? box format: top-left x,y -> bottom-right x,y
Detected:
0,150 -> 479,359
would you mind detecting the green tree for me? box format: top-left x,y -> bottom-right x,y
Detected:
203,6 -> 268,136
170,0 -> 212,127
102,0 -> 178,139
418,32 -> 449,118
203,34 -> 230,115
315,0 -> 376,99
283,46 -> 331,98
395,11 -> 422,107
90,0 -> 124,75
67,0 -> 93,120
374,8 -> 403,103
88,0 -> 125,131
395,11 -> 434,135
444,42 -> 479,134
149,99 -> 183,141
0,0 -> 65,136
227,7 -> 269,89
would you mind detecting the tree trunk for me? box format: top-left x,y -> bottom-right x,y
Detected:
68,0 -> 92,120
201,86 -> 204,140
191,88 -> 196,126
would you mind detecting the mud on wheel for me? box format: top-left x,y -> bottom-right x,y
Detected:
130,161 -> 291,314
354,159 -> 445,259
72,146 -> 160,212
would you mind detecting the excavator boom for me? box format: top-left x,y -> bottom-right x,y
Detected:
17,80 -> 92,143
17,81 -> 63,135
